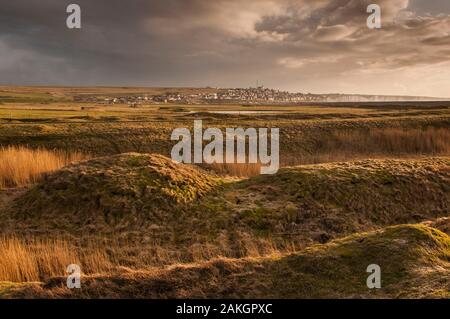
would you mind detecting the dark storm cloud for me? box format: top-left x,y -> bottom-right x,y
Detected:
0,0 -> 231,85
0,0 -> 450,96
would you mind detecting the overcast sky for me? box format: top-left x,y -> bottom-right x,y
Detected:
1,0 -> 450,97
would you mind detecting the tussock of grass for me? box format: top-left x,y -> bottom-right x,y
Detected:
9,153 -> 218,231
4,225 -> 448,299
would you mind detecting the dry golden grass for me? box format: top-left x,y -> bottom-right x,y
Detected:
0,236 -> 112,282
282,127 -> 450,167
5,224 -> 449,299
0,146 -> 87,189
327,127 -> 450,155
0,235 -> 289,283
204,162 -> 262,177
206,127 -> 450,177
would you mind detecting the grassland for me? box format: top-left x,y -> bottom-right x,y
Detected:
0,154 -> 448,285
2,224 -> 449,299
0,86 -> 449,165
0,87 -> 448,299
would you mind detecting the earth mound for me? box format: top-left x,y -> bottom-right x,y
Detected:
208,157 -> 450,247
3,157 -> 449,265
10,153 -> 218,230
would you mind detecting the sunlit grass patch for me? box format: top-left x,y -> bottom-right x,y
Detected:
0,146 -> 87,189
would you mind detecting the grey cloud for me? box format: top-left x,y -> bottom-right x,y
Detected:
0,0 -> 450,96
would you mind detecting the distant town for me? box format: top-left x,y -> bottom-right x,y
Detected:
74,86 -> 443,106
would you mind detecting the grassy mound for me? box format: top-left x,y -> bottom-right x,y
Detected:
9,153 -> 218,232
199,157 -> 449,248
2,157 -> 448,266
5,224 -> 449,299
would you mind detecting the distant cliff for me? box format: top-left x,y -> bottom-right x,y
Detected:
319,93 -> 444,102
